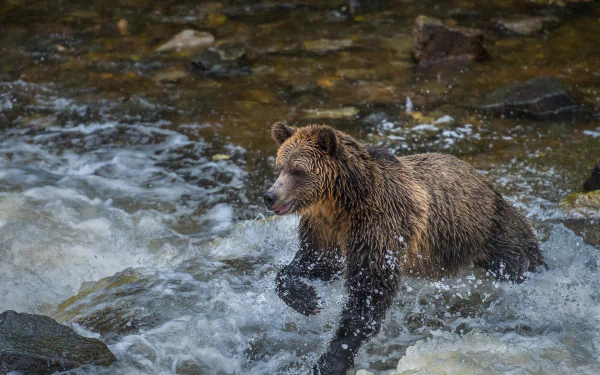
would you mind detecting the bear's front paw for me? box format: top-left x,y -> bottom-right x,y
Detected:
289,284 -> 321,316
312,351 -> 352,375
277,279 -> 321,316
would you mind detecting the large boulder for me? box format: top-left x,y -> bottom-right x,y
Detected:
0,310 -> 116,375
467,77 -> 581,119
412,15 -> 489,66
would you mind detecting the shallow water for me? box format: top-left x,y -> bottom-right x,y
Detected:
1,0 -> 600,374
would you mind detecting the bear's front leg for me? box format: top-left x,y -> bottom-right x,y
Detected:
277,218 -> 344,316
313,254 -> 400,375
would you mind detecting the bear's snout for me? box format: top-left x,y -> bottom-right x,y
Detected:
263,191 -> 277,209
264,182 -> 295,215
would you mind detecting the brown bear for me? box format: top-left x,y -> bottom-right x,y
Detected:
264,122 -> 547,375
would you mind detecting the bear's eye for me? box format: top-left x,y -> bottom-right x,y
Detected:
291,168 -> 305,176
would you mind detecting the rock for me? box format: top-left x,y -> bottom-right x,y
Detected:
156,30 -> 215,53
495,15 -> 560,36
116,18 -> 128,36
334,68 -> 375,80
303,107 -> 359,119
583,163 -> 600,192
302,39 -> 353,53
0,310 -> 116,375
559,190 -> 600,218
409,111 -> 435,124
212,154 -> 230,161
380,34 -> 413,56
356,370 -> 376,375
412,15 -> 489,65
468,77 -> 580,119
152,68 -> 188,82
434,115 -> 456,126
191,44 -> 251,78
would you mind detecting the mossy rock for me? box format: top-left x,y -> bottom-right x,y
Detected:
0,311 -> 116,375
559,190 -> 600,218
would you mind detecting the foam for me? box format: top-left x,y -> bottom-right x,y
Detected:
0,119 -> 248,313
46,221 -> 600,375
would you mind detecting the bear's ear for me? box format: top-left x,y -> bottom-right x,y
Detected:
316,127 -> 337,156
271,121 -> 296,145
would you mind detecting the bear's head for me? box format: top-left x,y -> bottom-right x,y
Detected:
264,122 -> 342,216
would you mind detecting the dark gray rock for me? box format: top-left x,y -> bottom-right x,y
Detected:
412,15 -> 489,66
0,310 -> 116,375
191,44 -> 251,78
584,163 -> 600,192
468,77 -> 581,119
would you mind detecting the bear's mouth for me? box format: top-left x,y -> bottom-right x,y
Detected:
274,201 -> 295,216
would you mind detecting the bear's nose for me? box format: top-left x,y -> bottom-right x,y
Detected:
264,191 -> 276,210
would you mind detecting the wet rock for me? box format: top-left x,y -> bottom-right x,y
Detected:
53,268 -> 201,343
468,77 -> 580,119
559,190 -> 600,218
583,163 -> 600,192
0,310 -> 116,375
302,39 -> 353,53
116,18 -> 128,36
434,115 -> 456,126
412,15 -> 489,65
156,30 -> 215,53
380,34 -> 414,57
303,107 -> 359,119
191,44 -> 251,78
495,15 -> 560,36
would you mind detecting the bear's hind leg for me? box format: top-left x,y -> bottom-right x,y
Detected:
479,204 -> 547,283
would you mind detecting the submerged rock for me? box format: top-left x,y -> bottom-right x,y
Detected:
152,68 -> 188,83
495,15 -> 560,36
559,190 -> 600,218
116,18 -> 128,36
191,44 -> 251,77
0,310 -> 116,375
583,163 -> 600,192
302,39 -> 354,53
412,15 -> 489,65
303,107 -> 359,119
156,30 -> 215,53
468,77 -> 580,119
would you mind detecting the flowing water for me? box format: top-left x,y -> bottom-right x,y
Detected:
1,1 -> 599,374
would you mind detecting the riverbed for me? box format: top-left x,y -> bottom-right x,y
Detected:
1,1 -> 599,374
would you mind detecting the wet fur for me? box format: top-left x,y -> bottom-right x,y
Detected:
270,123 -> 546,375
